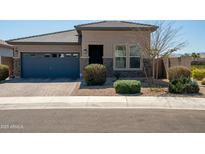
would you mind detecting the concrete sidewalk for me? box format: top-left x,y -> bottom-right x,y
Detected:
0,96 -> 205,110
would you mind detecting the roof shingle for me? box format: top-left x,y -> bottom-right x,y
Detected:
7,21 -> 158,43
7,29 -> 79,44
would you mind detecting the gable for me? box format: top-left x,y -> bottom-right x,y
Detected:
75,21 -> 158,31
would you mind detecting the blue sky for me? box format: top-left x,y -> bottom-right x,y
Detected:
0,20 -> 204,54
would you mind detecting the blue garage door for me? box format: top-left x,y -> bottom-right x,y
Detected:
21,53 -> 80,79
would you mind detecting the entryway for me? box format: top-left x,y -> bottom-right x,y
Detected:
89,45 -> 103,64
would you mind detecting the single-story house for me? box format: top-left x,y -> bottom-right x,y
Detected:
7,21 -> 158,79
0,39 -> 14,75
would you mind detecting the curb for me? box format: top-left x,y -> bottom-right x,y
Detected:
0,96 -> 204,110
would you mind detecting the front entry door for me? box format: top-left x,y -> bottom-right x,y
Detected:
89,45 -> 103,64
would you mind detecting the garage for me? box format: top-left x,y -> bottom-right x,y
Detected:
21,52 -> 80,79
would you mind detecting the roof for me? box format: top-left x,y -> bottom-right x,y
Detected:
7,29 -> 79,44
0,39 -> 13,48
7,21 -> 158,44
75,21 -> 158,31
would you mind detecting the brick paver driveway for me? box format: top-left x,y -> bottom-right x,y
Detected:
0,79 -> 79,97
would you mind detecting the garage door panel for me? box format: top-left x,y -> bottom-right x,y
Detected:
22,53 -> 80,79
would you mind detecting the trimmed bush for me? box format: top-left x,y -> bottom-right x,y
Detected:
169,77 -> 199,94
168,66 -> 191,81
83,64 -> 107,85
113,80 -> 141,94
0,64 -> 9,81
192,68 -> 205,80
201,78 -> 205,85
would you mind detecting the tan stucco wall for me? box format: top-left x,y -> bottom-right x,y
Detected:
14,44 -> 81,57
11,30 -> 152,77
81,30 -> 151,58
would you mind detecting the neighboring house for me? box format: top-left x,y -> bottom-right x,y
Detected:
200,52 -> 205,58
7,21 -> 158,79
0,39 -> 14,75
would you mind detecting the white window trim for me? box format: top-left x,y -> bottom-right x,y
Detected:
113,44 -> 143,71
113,44 -> 127,70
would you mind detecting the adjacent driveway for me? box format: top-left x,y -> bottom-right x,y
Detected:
0,79 -> 79,96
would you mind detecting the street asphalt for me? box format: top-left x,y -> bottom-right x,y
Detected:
0,108 -> 205,133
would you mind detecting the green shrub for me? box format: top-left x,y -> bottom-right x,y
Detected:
192,68 -> 205,80
113,80 -> 141,94
169,77 -> 199,94
0,64 -> 9,81
168,66 -> 191,81
191,64 -> 205,70
191,61 -> 205,65
83,64 -> 107,85
201,78 -> 205,85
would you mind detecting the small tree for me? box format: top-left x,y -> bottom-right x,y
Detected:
191,52 -> 200,60
145,21 -> 187,79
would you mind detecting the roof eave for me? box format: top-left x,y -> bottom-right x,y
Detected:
7,42 -> 80,45
75,26 -> 158,32
0,44 -> 14,49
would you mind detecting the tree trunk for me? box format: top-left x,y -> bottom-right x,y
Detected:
156,58 -> 159,79
152,58 -> 155,79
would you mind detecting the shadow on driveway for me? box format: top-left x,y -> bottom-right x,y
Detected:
2,78 -> 79,83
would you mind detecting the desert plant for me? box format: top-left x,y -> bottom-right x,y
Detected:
83,64 -> 107,85
192,69 -> 205,80
169,77 -> 199,94
168,66 -> 191,81
0,64 -> 9,81
0,65 -> 9,81
201,78 -> 205,85
113,80 -> 141,94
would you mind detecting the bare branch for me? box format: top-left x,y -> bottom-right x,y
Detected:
142,21 -> 188,79
150,21 -> 187,58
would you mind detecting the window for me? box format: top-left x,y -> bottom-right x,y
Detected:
72,53 -> 79,57
64,53 -> 72,57
115,45 -> 126,68
129,45 -> 141,68
60,54 -> 65,58
51,54 -> 58,58
44,54 -> 51,58
114,44 -> 141,69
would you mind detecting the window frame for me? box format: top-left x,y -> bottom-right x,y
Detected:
128,44 -> 142,70
114,44 -> 127,69
113,44 -> 143,70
